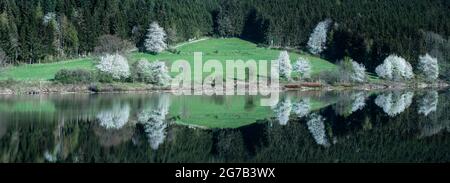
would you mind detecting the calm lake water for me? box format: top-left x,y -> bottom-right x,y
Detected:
0,90 -> 449,163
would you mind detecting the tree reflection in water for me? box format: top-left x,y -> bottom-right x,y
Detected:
375,91 -> 414,117
418,91 -> 438,116
0,90 -> 449,163
138,94 -> 171,150
271,96 -> 292,125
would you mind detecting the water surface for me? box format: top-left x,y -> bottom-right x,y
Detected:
0,90 -> 449,163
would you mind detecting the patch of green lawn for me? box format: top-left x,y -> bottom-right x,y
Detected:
0,58 -> 94,81
132,38 -> 336,78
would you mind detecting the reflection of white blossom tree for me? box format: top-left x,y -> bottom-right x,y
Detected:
307,113 -> 329,147
418,54 -> 439,82
138,94 -> 171,150
334,91 -> 367,116
419,120 -> 450,138
418,91 -> 438,116
96,103 -> 131,130
271,97 -> 292,125
375,91 -> 414,117
292,98 -> 310,118
351,92 -> 367,113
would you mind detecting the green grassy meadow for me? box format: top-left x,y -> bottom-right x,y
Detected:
0,38 -> 336,81
0,58 -> 95,81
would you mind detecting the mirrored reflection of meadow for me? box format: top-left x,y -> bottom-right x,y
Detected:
0,90 -> 449,163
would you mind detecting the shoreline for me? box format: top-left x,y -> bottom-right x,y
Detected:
0,80 -> 448,95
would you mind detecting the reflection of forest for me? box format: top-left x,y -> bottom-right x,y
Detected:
0,90 -> 449,163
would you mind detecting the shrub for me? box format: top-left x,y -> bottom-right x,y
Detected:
0,78 -> 19,87
337,57 -> 367,83
54,69 -> 95,84
96,72 -> 114,83
315,70 -> 340,84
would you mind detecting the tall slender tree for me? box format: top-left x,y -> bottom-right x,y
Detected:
145,22 -> 167,54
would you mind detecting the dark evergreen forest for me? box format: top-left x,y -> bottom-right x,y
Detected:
0,0 -> 449,72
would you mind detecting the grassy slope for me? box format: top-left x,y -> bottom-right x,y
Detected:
0,58 -> 94,81
132,38 -> 336,77
0,38 -> 336,81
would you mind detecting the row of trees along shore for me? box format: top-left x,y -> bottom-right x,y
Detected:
0,0 -> 449,81
84,19 -> 440,87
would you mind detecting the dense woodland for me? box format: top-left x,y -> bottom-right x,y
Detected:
0,0 -> 449,74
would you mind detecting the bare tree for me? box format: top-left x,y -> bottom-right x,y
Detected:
94,35 -> 134,54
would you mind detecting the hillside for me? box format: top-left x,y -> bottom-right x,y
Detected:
0,38 -> 336,81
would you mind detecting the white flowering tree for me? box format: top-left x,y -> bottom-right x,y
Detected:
96,103 -> 131,130
375,91 -> 414,117
149,61 -> 172,86
96,54 -> 130,80
43,12 -> 57,25
277,51 -> 292,80
145,22 -> 167,54
271,97 -> 292,125
350,61 -> 367,83
292,98 -> 311,118
418,54 -> 439,82
292,57 -> 311,80
307,19 -> 333,55
418,91 -> 438,116
307,113 -> 330,147
375,55 -> 414,81
132,59 -> 153,83
137,94 -> 171,150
